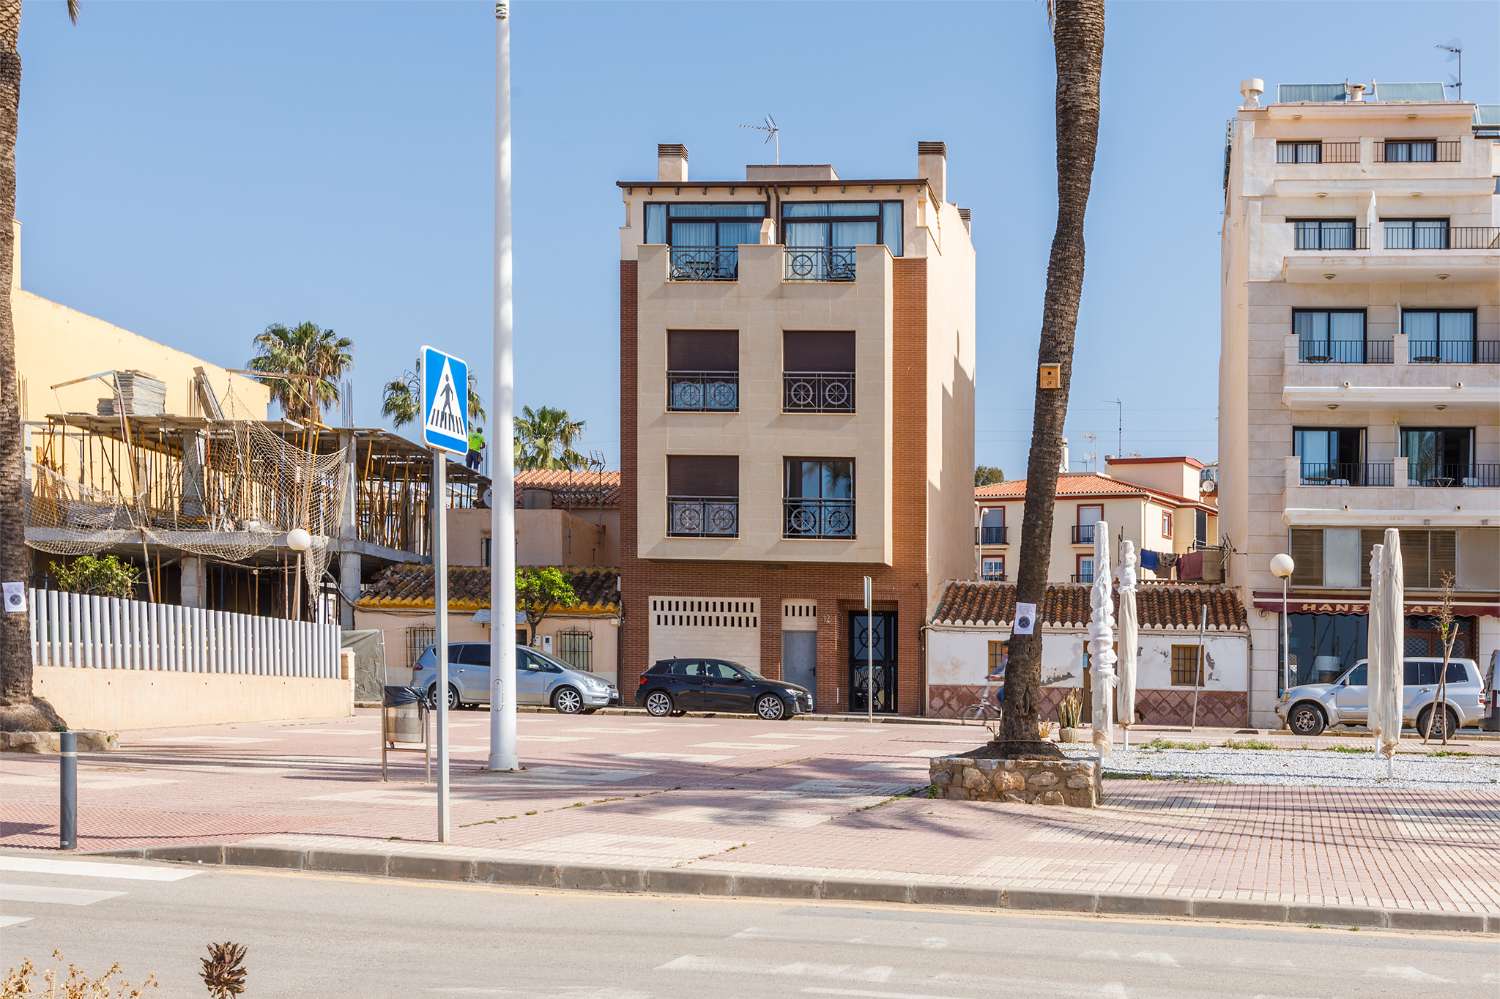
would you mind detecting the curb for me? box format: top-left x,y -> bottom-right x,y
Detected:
511,705 -> 965,727
102,842 -> 1498,935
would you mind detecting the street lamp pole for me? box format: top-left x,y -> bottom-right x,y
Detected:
488,0 -> 519,772
1270,553 -> 1295,694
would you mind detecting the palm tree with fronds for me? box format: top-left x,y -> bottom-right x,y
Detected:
248,321 -> 353,424
0,0 -> 78,733
515,405 -> 586,470
381,355 -> 486,430
997,0 -> 1105,754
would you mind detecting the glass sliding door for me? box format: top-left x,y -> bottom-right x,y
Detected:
1400,427 -> 1473,486
1403,309 -> 1476,363
1294,309 -> 1366,363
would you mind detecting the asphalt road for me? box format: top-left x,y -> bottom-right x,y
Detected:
0,856 -> 1494,999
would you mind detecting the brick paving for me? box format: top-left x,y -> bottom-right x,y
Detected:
2,710 -> 1497,916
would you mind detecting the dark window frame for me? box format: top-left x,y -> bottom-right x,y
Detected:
778,200 -> 904,257
782,456 -> 856,540
1170,645 -> 1205,687
1293,307 -> 1370,362
1401,307 -> 1479,363
643,201 -> 770,246
1381,217 -> 1450,250
1288,217 -> 1358,250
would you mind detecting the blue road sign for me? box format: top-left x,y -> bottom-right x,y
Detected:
421,345 -> 470,455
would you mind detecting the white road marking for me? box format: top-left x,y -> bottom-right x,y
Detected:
0,915 -> 32,928
657,955 -> 892,983
623,752 -> 731,764
802,990 -> 954,999
753,733 -> 843,741
518,736 -> 588,743
1368,966 -> 1452,984
0,883 -> 125,906
1130,952 -> 1179,968
491,766 -> 652,784
137,736 -> 274,745
0,857 -> 198,882
273,729 -> 371,736
693,742 -> 798,751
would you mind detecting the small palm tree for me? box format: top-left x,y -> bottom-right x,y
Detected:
515,405 -> 586,470
381,356 -> 486,430
247,321 -> 353,424
999,0 -> 1106,752
0,0 -> 79,734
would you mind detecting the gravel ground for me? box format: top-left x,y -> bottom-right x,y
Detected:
1062,745 -> 1500,788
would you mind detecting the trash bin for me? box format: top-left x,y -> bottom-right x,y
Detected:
383,685 -> 425,744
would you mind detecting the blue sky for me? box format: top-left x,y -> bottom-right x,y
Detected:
17,0 -> 1498,475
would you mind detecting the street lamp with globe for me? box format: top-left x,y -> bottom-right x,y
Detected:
1270,553 -> 1295,692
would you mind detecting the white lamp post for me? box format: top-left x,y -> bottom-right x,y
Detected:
1270,553 -> 1295,692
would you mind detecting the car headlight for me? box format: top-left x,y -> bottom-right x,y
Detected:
783,689 -> 802,699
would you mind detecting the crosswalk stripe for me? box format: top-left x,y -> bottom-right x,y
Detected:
0,883 -> 125,906
0,915 -> 32,928
0,857 -> 198,882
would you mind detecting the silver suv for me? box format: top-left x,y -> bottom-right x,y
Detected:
413,643 -> 619,714
1276,657 -> 1487,738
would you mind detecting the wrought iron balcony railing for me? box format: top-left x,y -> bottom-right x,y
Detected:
667,496 -> 739,537
980,570 -> 1007,582
784,246 -> 857,282
1292,225 -> 1368,250
1374,139 -> 1461,163
1071,572 -> 1095,584
1298,462 -> 1394,487
1297,338 -> 1393,364
783,371 -> 855,413
783,497 -> 854,539
1070,524 -> 1097,545
666,371 -> 739,412
1408,464 -> 1500,488
1382,226 -> 1500,251
976,525 -> 1007,545
669,246 -> 738,281
1408,340 -> 1500,364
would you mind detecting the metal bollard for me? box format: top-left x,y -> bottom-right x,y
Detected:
59,731 -> 77,850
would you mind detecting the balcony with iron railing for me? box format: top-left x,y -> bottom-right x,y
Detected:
1296,338 -> 1394,365
1071,572 -> 1095,584
1407,340 -> 1500,365
784,246 -> 858,282
783,497 -> 855,539
667,496 -> 739,537
1383,226 -> 1500,251
1408,463 -> 1500,488
1298,461 -> 1394,487
1069,524 -> 1097,545
976,525 -> 1007,546
1373,139 -> 1462,163
668,247 -> 739,282
1283,457 -> 1500,523
783,371 -> 855,413
666,372 -> 739,412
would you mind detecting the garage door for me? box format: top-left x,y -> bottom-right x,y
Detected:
648,597 -> 761,672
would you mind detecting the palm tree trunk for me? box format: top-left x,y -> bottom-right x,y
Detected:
997,0 -> 1105,752
0,0 -> 64,731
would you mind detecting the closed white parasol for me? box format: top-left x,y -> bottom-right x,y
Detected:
1088,521 -> 1116,754
1372,528 -> 1405,773
1367,542 -> 1387,763
1116,540 -> 1139,747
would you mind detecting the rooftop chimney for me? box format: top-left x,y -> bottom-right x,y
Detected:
917,140 -> 947,204
657,143 -> 688,183
1346,82 -> 1366,102
1059,437 -> 1070,473
1238,78 -> 1264,108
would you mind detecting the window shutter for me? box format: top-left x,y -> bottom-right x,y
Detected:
1429,531 -> 1456,586
1290,528 -> 1323,586
1400,530 -> 1431,589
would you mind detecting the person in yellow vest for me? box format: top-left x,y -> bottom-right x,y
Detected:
466,427 -> 485,471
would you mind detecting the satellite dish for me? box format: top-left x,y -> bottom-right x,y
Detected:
1201,479 -> 1217,495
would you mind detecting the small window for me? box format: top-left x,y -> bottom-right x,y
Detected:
981,557 -> 1005,581
480,536 -> 492,567
987,640 -> 1009,680
1170,645 -> 1204,687
1161,511 -> 1174,538
1277,140 -> 1322,164
1075,554 -> 1095,584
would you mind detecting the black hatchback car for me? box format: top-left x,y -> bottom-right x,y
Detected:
635,659 -> 814,720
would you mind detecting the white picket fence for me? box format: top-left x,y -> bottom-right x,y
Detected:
28,588 -> 341,678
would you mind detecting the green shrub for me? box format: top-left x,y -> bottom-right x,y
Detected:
49,555 -> 140,599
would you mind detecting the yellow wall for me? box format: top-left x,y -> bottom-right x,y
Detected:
35,667 -> 352,731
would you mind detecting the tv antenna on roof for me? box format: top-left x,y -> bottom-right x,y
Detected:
740,115 -> 780,164
1436,41 -> 1462,101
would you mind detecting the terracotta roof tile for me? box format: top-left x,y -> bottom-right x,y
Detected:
514,469 -> 620,509
932,581 -> 1247,631
974,472 -> 1213,510
357,564 -> 619,614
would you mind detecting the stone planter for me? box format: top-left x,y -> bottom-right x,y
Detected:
930,753 -> 1101,807
0,730 -> 118,754
1058,727 -> 1088,743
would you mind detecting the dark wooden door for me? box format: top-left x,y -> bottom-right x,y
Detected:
849,611 -> 897,714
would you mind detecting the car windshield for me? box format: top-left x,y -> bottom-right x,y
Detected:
526,648 -> 577,673
719,661 -> 764,681
1341,663 -> 1368,686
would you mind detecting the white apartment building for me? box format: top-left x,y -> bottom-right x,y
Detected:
1219,79 -> 1500,728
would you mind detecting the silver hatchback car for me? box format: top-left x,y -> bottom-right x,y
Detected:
1276,656 -> 1487,738
413,643 -> 619,714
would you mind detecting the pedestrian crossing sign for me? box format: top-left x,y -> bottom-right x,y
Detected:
421,345 -> 470,455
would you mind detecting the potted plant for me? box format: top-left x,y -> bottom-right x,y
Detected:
1057,690 -> 1086,743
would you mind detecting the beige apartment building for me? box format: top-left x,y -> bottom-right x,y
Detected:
1219,79 -> 1500,728
974,455 -> 1219,584
617,141 -> 976,714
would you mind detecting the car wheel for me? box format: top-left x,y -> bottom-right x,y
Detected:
644,691 -> 674,717
1417,705 -> 1458,741
552,687 -> 584,714
756,694 -> 787,721
426,685 -> 439,710
1287,702 -> 1325,736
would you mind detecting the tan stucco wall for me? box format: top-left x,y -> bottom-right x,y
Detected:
447,507 -> 620,568
12,225 -> 269,421
34,667 -> 352,731
632,241 -> 895,564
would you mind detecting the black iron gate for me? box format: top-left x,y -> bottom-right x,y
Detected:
849,610 -> 897,713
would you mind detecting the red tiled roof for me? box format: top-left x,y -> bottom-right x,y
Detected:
974,472 -> 1214,510
932,581 -> 1247,631
514,469 -> 620,509
357,564 -> 619,614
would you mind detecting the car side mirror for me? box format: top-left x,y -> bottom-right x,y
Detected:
729,675 -> 744,682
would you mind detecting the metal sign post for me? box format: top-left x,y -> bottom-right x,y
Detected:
420,345 -> 470,844
863,575 -> 873,722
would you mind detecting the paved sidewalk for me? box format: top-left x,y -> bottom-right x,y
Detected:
2,710 -> 1497,928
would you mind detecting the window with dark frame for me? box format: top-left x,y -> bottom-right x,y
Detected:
1161,510 -> 1174,539
783,458 -> 855,538
978,506 -> 1005,545
1170,645 -> 1204,687
647,202 -> 768,280
781,200 -> 903,281
1294,309 -> 1371,363
783,331 -> 856,412
667,330 -> 739,412
1290,218 -> 1358,250
1276,141 -> 1323,164
1293,427 -> 1375,485
987,640 -> 1009,679
1073,504 -> 1102,545
405,625 -> 436,669
1382,218 -> 1449,250
1378,139 -> 1438,163
1075,554 -> 1095,584
981,557 -> 1005,581
667,455 -> 740,537
1402,308 -> 1478,363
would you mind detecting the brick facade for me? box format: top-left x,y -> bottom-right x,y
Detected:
619,259 -> 935,714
